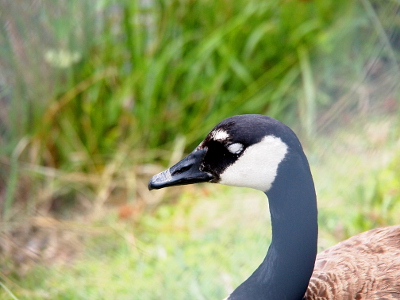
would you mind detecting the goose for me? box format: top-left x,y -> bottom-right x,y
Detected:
148,114 -> 400,300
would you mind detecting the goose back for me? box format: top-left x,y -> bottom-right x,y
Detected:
305,225 -> 400,299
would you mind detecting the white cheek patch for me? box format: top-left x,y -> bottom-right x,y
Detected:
212,129 -> 230,141
219,136 -> 288,191
227,143 -> 243,154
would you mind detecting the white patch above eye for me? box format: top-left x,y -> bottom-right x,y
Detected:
219,135 -> 288,192
227,143 -> 244,154
212,129 -> 230,141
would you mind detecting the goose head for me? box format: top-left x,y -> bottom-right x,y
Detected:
148,114 -> 303,193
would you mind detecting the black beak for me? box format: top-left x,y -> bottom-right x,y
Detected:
148,148 -> 214,190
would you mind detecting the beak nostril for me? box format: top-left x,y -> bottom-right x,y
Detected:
172,164 -> 192,175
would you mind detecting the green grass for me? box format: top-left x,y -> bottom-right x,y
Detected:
2,0 -> 398,216
1,187 -> 270,300
1,117 -> 400,300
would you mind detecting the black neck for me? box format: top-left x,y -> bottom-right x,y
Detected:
229,149 -> 318,300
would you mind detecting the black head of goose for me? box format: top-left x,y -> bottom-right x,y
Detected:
148,114 -> 400,300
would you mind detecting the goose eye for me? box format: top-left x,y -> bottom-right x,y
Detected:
227,143 -> 244,154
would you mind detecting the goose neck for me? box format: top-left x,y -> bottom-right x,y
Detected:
229,151 -> 318,300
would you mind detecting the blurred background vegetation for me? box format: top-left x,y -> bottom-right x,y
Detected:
0,0 -> 399,299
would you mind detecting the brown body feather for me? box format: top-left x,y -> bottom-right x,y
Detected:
305,225 -> 400,300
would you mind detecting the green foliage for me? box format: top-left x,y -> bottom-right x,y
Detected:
3,0 -> 395,215
351,155 -> 400,232
0,188 -> 270,300
313,118 -> 400,244
1,0 -> 362,166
